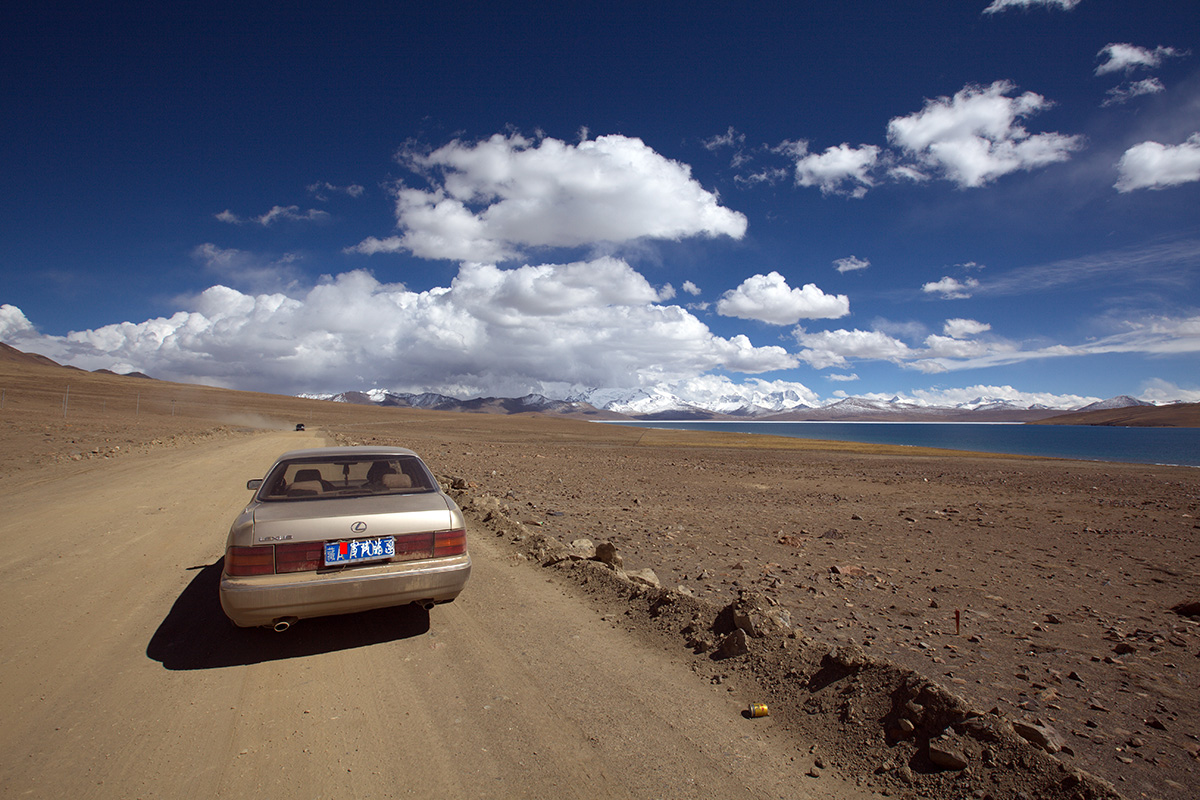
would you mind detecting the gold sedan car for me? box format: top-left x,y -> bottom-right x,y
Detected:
219,446 -> 471,630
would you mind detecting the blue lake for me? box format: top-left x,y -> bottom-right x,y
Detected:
600,421 -> 1200,467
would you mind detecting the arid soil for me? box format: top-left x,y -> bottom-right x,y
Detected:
329,416 -> 1199,800
2,352 -> 1198,799
6,429 -> 904,800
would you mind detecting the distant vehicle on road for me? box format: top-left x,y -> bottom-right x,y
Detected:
219,446 -> 471,630
294,423 -> 305,431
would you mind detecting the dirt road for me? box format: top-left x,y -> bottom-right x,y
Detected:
0,430 -> 877,799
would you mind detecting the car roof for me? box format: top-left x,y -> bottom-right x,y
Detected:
273,446 -> 421,462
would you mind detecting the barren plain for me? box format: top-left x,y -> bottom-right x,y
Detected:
1,349 -> 1197,799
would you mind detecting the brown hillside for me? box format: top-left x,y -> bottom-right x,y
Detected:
1034,402 -> 1200,428
0,342 -> 63,368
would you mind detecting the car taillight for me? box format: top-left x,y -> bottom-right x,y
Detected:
390,531 -> 433,561
275,542 -> 324,573
434,528 -> 466,557
225,546 -> 274,576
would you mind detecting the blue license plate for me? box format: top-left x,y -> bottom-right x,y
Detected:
324,537 -> 396,566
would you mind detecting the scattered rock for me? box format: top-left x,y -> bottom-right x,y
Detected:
1171,599 -> 1200,618
626,568 -> 661,589
1011,720 -> 1065,754
929,738 -> 970,770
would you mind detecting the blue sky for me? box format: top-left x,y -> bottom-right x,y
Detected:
3,0 -> 1199,408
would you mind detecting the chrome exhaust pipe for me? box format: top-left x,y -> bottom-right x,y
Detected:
420,601 -> 435,610
272,617 -> 298,632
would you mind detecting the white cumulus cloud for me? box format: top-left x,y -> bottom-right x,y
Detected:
794,328 -> 912,369
833,255 -> 870,273
1095,44 -> 1185,76
350,133 -> 748,261
2,260 -> 797,397
0,304 -> 36,339
921,335 -> 996,359
1115,134 -> 1200,192
943,318 -> 991,338
716,272 -> 850,325
887,81 -> 1083,188
922,276 -> 980,299
790,142 -> 880,198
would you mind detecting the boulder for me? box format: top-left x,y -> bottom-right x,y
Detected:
724,589 -> 791,638
593,541 -> 623,568
626,568 -> 661,589
713,628 -> 750,660
567,538 -> 596,558
928,738 -> 970,770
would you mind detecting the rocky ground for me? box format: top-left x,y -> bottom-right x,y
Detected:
2,354 -> 1197,799
328,419 -> 1200,800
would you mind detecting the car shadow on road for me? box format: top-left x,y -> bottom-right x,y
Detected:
146,559 -> 431,670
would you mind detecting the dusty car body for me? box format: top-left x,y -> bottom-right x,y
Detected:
219,446 -> 471,630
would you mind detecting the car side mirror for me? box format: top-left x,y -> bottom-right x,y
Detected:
246,479 -> 263,490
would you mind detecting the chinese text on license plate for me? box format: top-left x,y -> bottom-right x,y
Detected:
325,537 -> 396,566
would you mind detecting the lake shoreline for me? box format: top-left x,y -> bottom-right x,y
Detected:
598,419 -> 1200,467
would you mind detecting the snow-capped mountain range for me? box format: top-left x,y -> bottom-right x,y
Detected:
300,387 -> 1157,421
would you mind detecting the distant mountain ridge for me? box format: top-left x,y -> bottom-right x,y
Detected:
302,385 -> 1164,422
3,342 -> 1189,425
309,389 -> 619,418
1073,395 -> 1153,412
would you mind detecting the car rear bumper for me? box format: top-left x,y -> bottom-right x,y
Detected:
219,553 -> 471,627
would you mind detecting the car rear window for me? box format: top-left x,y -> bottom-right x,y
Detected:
259,455 -> 437,500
